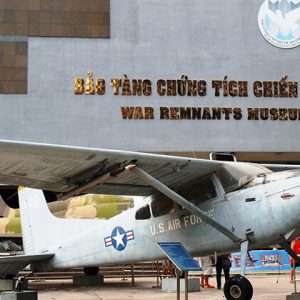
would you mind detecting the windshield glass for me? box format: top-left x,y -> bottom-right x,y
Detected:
216,162 -> 272,193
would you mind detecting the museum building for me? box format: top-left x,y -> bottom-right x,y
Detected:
0,0 -> 299,163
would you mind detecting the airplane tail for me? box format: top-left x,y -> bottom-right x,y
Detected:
18,187 -> 101,255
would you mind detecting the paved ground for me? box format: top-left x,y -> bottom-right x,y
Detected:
12,274 -> 299,300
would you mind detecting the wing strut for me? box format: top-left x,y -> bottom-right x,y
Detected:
129,166 -> 242,243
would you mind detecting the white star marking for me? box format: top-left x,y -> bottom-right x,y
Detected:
112,228 -> 125,248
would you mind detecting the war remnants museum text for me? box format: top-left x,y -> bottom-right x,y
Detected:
74,73 -> 298,121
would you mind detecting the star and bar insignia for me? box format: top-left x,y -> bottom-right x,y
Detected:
104,226 -> 135,251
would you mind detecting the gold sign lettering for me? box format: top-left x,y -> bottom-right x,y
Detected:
96,78 -> 105,95
85,71 -> 95,95
73,73 -> 299,122
74,77 -> 84,94
212,77 -> 248,97
253,76 -> 297,98
159,107 -> 242,120
121,107 -> 154,120
247,108 -> 300,120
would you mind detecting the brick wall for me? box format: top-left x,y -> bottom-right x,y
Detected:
0,0 -> 110,93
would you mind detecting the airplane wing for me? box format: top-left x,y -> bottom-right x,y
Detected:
0,253 -> 54,275
0,140 -> 222,196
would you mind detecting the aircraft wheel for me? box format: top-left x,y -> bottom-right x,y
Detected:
83,266 -> 99,276
224,275 -> 253,300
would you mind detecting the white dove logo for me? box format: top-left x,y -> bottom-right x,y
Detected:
258,0 -> 300,48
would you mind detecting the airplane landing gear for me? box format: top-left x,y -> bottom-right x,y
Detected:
224,275 -> 253,300
224,239 -> 253,299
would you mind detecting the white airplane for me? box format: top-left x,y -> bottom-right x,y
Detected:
0,140 -> 299,300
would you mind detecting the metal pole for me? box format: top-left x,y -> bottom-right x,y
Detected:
176,269 -> 180,300
131,264 -> 135,286
294,261 -> 296,293
240,240 -> 248,277
156,261 -> 161,287
184,271 -> 188,300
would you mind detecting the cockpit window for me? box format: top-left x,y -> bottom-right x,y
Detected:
135,204 -> 151,220
216,162 -> 272,193
151,195 -> 174,217
180,177 -> 217,205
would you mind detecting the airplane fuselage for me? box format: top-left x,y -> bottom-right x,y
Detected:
45,170 -> 300,270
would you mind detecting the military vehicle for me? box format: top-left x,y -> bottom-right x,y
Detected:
0,140 -> 299,299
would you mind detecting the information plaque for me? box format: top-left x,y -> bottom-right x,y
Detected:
157,242 -> 201,272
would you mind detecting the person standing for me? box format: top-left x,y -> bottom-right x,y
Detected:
200,255 -> 215,288
216,254 -> 231,289
290,237 -> 300,283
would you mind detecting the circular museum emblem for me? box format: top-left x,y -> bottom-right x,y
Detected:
258,0 -> 300,48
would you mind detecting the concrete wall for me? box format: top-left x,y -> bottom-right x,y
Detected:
0,0 -> 299,153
